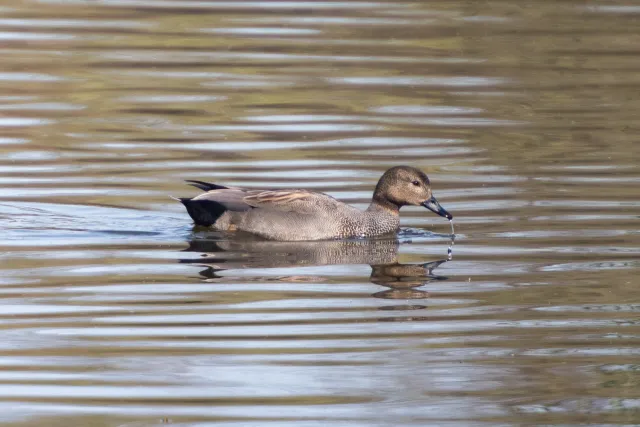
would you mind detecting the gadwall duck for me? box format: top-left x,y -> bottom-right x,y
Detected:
177,165 -> 452,241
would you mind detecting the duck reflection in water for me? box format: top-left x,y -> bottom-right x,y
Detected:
180,233 -> 453,301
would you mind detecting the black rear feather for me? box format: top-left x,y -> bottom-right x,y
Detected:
178,197 -> 227,226
185,180 -> 228,192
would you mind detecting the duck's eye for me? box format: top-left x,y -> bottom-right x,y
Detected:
411,180 -> 420,186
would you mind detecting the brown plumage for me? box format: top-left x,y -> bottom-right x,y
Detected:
177,165 -> 452,241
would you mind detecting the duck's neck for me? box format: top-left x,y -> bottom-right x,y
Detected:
367,195 -> 400,215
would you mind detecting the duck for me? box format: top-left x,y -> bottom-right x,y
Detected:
176,165 -> 452,241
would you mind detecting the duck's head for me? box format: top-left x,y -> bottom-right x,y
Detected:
374,165 -> 453,220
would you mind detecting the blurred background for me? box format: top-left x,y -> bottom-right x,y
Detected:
0,0 -> 639,425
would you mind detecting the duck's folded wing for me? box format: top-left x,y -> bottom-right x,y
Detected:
242,190 -> 340,214
192,189 -> 252,212
190,189 -> 342,214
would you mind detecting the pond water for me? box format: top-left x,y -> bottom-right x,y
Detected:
1,0 -> 639,425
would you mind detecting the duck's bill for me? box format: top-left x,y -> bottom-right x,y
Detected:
421,195 -> 453,220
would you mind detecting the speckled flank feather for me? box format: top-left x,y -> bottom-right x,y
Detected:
177,166 -> 452,241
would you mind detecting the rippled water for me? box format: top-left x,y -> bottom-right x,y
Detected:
1,0 -> 639,425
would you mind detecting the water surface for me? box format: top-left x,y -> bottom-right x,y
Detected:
1,0 -> 639,425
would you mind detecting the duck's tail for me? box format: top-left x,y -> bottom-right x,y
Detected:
184,180 -> 228,192
171,196 -> 227,227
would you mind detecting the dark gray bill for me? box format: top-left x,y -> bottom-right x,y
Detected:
421,195 -> 453,220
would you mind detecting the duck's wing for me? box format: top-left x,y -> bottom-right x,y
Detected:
191,189 -> 253,212
242,189 -> 343,214
188,188 -> 345,214
179,188 -> 347,227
